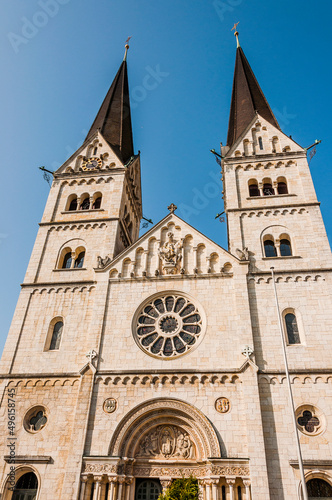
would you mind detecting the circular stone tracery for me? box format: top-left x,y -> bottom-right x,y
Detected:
134,294 -> 204,358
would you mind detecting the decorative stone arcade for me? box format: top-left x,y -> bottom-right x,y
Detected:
79,399 -> 251,500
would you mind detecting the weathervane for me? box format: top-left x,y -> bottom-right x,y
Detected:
231,22 -> 240,48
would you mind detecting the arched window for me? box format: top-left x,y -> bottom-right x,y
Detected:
249,181 -> 260,197
74,251 -> 85,268
237,486 -> 242,500
307,478 -> 332,498
258,136 -> 264,150
12,472 -> 38,500
92,196 -> 102,209
263,182 -> 274,196
264,240 -> 277,257
62,252 -> 72,269
277,181 -> 288,194
280,238 -> 292,256
68,197 -> 78,211
93,146 -> 98,155
50,321 -> 63,350
285,312 -> 300,344
79,197 -> 90,210
221,486 -> 226,500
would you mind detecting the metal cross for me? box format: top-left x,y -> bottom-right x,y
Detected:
231,22 -> 240,32
167,203 -> 177,214
86,350 -> 97,364
242,345 -> 254,358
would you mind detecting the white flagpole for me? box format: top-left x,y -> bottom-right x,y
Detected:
270,267 -> 308,500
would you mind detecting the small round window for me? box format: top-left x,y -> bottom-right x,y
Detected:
24,406 -> 48,434
133,293 -> 206,359
296,405 -> 325,436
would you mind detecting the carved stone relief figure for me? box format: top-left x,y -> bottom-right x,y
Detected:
136,425 -> 195,459
158,232 -> 183,275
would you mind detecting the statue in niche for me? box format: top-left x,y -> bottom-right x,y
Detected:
158,232 -> 183,275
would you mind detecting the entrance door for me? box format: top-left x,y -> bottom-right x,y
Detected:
12,472 -> 38,500
136,479 -> 162,500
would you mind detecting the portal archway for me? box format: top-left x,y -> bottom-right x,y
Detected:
109,397 -> 222,460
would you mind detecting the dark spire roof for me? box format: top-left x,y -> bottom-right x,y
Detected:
227,46 -> 280,147
85,60 -> 134,164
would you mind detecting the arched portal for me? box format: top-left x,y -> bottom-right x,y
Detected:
109,397 -> 222,460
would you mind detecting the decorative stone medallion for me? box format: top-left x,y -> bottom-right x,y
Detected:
103,398 -> 117,414
215,397 -> 230,414
133,293 -> 206,359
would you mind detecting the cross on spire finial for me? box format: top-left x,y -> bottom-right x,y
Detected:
242,345 -> 253,359
231,22 -> 240,48
167,203 -> 177,214
123,36 -> 132,61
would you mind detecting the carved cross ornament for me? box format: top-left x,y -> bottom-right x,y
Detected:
242,345 -> 254,358
86,349 -> 98,364
167,203 -> 177,214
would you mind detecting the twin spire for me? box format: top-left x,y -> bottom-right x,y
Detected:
227,27 -> 280,147
85,31 -> 279,160
85,42 -> 134,164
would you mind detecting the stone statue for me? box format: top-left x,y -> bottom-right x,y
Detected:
97,255 -> 111,268
158,232 -> 183,274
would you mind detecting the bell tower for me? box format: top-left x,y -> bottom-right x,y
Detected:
23,43 -> 142,286
222,31 -> 332,272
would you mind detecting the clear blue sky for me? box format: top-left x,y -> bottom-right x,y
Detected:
1,0 -> 331,355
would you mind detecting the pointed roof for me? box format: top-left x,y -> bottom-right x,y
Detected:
85,59 -> 134,164
227,46 -> 280,147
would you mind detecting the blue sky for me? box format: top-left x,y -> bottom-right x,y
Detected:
0,0 -> 331,355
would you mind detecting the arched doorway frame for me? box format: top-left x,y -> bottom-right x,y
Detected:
1,465 -> 41,500
109,397 -> 222,459
299,470 -> 332,500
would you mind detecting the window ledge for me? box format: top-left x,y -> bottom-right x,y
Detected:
247,194 -> 296,200
53,268 -> 87,271
62,209 -> 104,214
262,256 -> 301,260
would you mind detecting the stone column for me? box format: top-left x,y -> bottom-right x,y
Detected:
198,480 -> 205,500
211,479 -> 219,500
205,480 -> 212,500
226,479 -> 235,500
108,477 -> 117,500
125,478 -> 133,500
243,480 -> 251,500
89,195 -> 94,209
117,477 -> 126,500
79,476 -> 88,500
275,238 -> 281,256
193,247 -> 198,274
143,250 -> 149,276
93,476 -> 103,500
70,251 -> 76,268
258,182 -> 263,197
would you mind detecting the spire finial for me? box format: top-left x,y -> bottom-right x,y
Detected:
123,36 -> 132,61
231,22 -> 240,48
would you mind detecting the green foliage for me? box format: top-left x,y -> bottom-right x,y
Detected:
158,476 -> 198,500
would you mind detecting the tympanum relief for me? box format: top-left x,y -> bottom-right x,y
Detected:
136,425 -> 195,459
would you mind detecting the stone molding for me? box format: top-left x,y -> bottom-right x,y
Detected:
239,207 -> 308,218
95,373 -> 242,387
248,274 -> 325,284
259,374 -> 332,385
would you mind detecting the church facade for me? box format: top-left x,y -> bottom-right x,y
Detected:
1,37 -> 332,500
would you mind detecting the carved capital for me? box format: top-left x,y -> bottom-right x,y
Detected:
243,480 -> 251,487
94,475 -> 103,483
226,478 -> 236,486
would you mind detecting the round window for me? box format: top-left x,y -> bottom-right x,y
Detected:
24,406 -> 48,434
295,405 -> 325,436
133,293 -> 206,359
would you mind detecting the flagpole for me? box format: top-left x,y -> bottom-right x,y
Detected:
270,267 -> 308,500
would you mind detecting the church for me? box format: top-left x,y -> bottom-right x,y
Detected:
0,31 -> 332,500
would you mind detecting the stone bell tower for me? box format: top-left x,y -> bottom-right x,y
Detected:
221,32 -> 332,273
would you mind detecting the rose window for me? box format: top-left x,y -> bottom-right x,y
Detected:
134,294 -> 204,358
